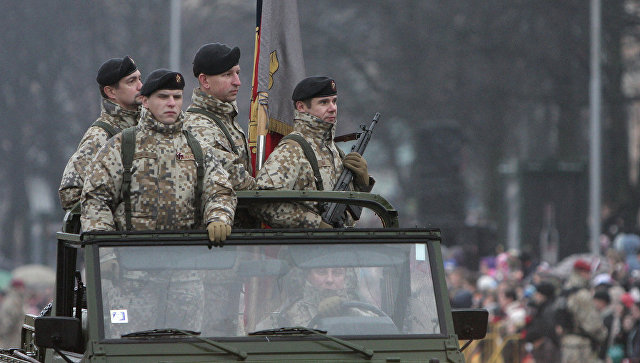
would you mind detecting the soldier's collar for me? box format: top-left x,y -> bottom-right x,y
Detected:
139,107 -> 185,134
102,98 -> 139,118
192,87 -> 238,116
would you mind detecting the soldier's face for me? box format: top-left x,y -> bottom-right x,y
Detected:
108,70 -> 143,111
297,95 -> 338,123
307,268 -> 346,291
202,65 -> 241,103
143,90 -> 183,125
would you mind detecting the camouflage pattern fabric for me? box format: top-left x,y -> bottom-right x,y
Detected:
560,272 -> 607,362
183,88 -> 255,192
254,110 -> 372,228
80,107 -> 236,231
256,266 -> 361,330
271,281 -> 351,328
84,108 -> 234,337
102,275 -> 166,338
102,271 -> 204,338
0,286 -> 25,348
59,99 -> 139,210
560,334 -> 597,363
200,279 -> 242,336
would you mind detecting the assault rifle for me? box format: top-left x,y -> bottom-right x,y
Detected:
322,112 -> 380,227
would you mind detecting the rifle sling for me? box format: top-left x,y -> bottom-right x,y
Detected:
92,120 -> 118,139
121,127 -> 135,231
280,134 -> 324,191
120,127 -> 205,230
183,129 -> 205,226
186,107 -> 239,155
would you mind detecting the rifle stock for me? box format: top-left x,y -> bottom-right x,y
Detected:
321,112 -> 380,227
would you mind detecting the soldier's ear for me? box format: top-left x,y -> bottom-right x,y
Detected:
198,73 -> 209,89
104,85 -> 117,100
295,100 -> 306,112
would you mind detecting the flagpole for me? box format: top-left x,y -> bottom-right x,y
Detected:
169,0 -> 181,71
256,92 -> 269,171
589,0 -> 601,256
248,0 -> 271,174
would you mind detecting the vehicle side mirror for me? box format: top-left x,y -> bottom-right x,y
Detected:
452,308 -> 488,341
34,316 -> 83,353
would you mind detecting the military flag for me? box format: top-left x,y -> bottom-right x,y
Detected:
248,0 -> 306,174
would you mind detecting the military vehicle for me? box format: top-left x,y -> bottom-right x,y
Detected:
2,190 -> 487,362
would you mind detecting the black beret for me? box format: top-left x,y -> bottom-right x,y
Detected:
292,76 -> 337,102
192,43 -> 241,77
139,69 -> 185,97
96,56 -> 138,86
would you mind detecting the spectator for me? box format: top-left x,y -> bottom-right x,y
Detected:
593,288 -> 614,361
524,280 -> 560,362
0,279 -> 26,348
555,259 -> 607,363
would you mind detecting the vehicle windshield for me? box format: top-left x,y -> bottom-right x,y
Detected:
96,235 -> 441,339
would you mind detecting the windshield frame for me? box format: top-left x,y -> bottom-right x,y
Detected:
57,228 -> 451,344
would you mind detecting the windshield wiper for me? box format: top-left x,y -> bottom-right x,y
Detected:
249,326 -> 374,359
123,328 -> 247,360
122,328 -> 200,338
249,326 -> 327,335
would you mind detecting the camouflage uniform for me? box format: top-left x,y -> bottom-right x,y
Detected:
259,281 -> 352,329
59,99 -> 139,211
559,272 -> 607,363
0,286 -> 25,348
183,88 -> 255,192
255,110 -> 373,228
256,266 -> 361,330
182,88 -> 249,336
81,107 -> 235,231
82,107 -> 236,336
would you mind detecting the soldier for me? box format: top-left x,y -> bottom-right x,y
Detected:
182,43 -> 252,335
59,55 -> 143,212
255,76 -> 373,228
555,259 -> 607,363
81,69 -> 236,336
0,279 -> 26,348
81,68 -> 235,238
256,267 -> 361,330
184,43 -> 255,194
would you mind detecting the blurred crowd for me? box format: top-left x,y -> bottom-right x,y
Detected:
445,229 -> 640,363
0,265 -> 54,349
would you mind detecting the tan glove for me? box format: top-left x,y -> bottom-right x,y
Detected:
207,222 -> 232,248
342,152 -> 369,187
319,221 -> 333,228
317,296 -> 345,317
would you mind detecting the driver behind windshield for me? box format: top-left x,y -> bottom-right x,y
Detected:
257,267 -> 365,329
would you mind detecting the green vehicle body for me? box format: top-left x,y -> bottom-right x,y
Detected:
4,191 -> 486,362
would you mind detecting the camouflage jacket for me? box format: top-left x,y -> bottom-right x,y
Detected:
562,272 -> 607,344
183,88 -> 255,191
59,99 -> 139,210
254,111 -> 372,228
0,287 -> 25,348
81,108 -> 236,232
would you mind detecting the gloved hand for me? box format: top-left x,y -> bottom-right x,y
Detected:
342,152 -> 369,187
319,221 -> 333,228
318,296 -> 345,317
207,222 -> 232,248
